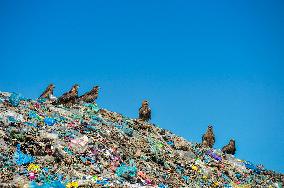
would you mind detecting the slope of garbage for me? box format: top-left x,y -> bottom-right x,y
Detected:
0,92 -> 283,188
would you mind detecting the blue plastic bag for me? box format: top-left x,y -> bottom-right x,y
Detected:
29,181 -> 65,188
9,93 -> 21,107
29,111 -> 39,119
243,161 -> 261,174
121,127 -> 133,137
167,141 -> 174,146
158,184 -> 168,188
115,162 -> 137,178
84,103 -> 100,112
14,144 -> 35,165
44,117 -> 56,126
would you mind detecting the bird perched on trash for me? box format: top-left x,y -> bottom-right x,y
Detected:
139,100 -> 151,121
202,125 -> 215,148
53,84 -> 79,106
222,139 -> 236,155
39,84 -> 55,100
77,86 -> 99,103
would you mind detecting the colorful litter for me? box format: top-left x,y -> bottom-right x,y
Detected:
0,91 -> 283,187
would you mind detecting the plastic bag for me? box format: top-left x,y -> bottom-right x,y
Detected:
14,144 -> 35,165
44,117 -> 56,126
115,162 -> 137,178
9,93 -> 21,107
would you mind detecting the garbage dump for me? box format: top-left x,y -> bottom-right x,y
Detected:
0,91 -> 283,187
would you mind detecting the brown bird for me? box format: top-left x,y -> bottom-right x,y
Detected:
139,100 -> 151,121
202,125 -> 215,148
39,84 -> 55,99
77,86 -> 99,103
54,84 -> 79,106
222,139 -> 236,155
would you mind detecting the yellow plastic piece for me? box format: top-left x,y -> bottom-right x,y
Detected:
27,163 -> 40,172
191,165 -> 198,171
66,181 -> 79,188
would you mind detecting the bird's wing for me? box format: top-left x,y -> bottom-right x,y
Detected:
138,107 -> 143,118
57,92 -> 72,103
39,89 -> 49,98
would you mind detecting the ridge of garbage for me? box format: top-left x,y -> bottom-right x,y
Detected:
0,92 -> 283,188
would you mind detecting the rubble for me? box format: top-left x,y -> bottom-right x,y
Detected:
0,91 -> 283,187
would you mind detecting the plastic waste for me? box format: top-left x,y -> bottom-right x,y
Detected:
9,93 -> 21,107
115,162 -> 137,178
243,161 -> 261,174
0,91 -> 282,187
14,144 -> 35,165
44,117 -> 56,126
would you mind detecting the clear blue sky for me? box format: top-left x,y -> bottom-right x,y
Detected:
0,0 -> 283,173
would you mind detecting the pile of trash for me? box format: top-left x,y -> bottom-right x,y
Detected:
0,91 -> 283,187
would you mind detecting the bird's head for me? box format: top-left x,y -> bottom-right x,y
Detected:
74,84 -> 79,89
93,86 -> 100,91
71,84 -> 79,92
142,100 -> 149,106
49,84 -> 55,89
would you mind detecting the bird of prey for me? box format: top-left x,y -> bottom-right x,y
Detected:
54,84 -> 79,106
222,139 -> 236,155
139,100 -> 151,121
39,84 -> 55,99
202,125 -> 215,148
77,86 -> 99,103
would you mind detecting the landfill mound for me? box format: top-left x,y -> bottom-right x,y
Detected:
0,92 -> 283,188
